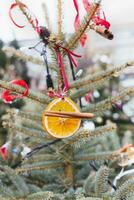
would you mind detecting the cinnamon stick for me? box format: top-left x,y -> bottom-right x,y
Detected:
44,111 -> 94,119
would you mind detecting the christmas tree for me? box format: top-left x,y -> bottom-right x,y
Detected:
0,0 -> 134,199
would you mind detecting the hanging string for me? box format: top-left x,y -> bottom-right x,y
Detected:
12,139 -> 61,169
41,45 -> 54,89
68,55 -> 83,108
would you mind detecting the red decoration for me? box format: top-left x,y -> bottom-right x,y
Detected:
85,91 -> 93,102
83,0 -> 110,30
9,2 -> 40,34
73,0 -> 87,46
0,143 -> 10,160
1,80 -> 29,104
55,44 -> 81,91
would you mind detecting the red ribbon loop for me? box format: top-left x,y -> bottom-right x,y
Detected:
73,0 -> 87,47
1,80 -> 29,104
9,2 -> 40,34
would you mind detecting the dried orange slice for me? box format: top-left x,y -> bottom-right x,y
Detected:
42,97 -> 81,138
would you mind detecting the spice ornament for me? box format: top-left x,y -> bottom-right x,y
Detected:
42,97 -> 94,138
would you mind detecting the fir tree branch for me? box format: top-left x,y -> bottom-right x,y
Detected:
0,166 -> 29,197
57,0 -> 63,41
74,151 -> 118,162
2,121 -> 51,141
60,123 -> 116,149
70,79 -> 107,100
114,178 -> 134,200
23,154 -> 57,164
16,161 -> 63,174
21,118 -> 43,132
3,47 -> 57,72
0,80 -> 50,104
83,87 -> 134,113
70,61 -> 134,89
95,166 -> 109,194
65,2 -> 100,50
8,109 -> 42,121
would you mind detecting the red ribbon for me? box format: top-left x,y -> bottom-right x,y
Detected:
82,0 -> 110,30
73,0 -> 87,47
85,91 -> 93,102
83,0 -> 91,11
1,80 -> 29,104
9,2 -> 41,34
55,44 -> 81,91
0,143 -> 10,160
48,87 -> 67,99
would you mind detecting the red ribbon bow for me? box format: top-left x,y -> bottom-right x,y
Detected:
55,44 -> 81,91
1,80 -> 29,104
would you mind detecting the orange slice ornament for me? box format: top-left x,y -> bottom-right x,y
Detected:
42,97 -> 81,138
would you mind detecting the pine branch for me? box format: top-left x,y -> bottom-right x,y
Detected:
21,118 -> 43,132
23,154 -> 57,164
95,166 -> 109,194
74,151 -> 118,162
8,109 -> 42,121
70,79 -> 107,100
84,172 -> 96,195
26,191 -> 57,200
65,2 -> 100,50
3,47 -> 57,72
57,0 -> 63,41
83,87 -> 134,114
114,178 -> 134,200
0,166 -> 29,197
16,161 -> 63,174
0,80 -> 50,104
2,121 -> 51,141
60,123 -> 116,149
70,61 -> 134,89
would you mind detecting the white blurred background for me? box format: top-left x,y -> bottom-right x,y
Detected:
0,0 -> 134,41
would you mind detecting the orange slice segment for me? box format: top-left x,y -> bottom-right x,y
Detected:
42,97 -> 81,138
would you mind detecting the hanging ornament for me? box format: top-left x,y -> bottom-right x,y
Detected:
42,97 -> 81,138
1,80 -> 29,104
